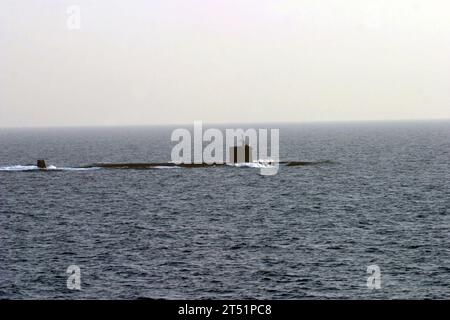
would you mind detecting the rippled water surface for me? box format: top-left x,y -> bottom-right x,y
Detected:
1,122 -> 449,299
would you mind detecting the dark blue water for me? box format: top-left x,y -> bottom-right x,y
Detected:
1,121 -> 449,299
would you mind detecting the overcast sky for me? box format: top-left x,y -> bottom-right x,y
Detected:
1,0 -> 450,127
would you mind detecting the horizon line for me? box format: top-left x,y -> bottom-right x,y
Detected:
1,118 -> 449,130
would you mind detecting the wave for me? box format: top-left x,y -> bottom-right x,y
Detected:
152,166 -> 181,169
0,159 -> 334,172
228,159 -> 277,169
0,165 -> 100,172
0,165 -> 39,172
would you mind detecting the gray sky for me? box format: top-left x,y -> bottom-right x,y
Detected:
1,0 -> 450,127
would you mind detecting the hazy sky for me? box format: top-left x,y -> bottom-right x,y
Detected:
1,0 -> 450,127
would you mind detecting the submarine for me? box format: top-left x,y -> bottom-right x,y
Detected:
37,160 -> 47,169
34,143 -> 332,170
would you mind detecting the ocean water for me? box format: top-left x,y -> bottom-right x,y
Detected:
0,121 -> 449,299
